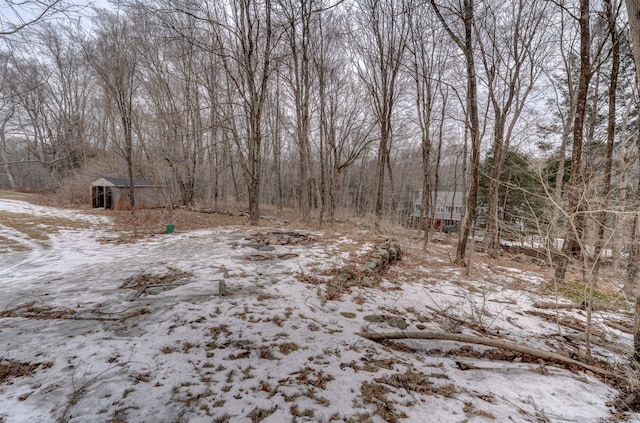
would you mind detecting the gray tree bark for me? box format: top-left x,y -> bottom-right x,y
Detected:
622,0 -> 640,362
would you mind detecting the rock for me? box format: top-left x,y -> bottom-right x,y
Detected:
359,239 -> 402,274
245,231 -> 316,246
388,316 -> 408,329
379,248 -> 390,265
388,246 -> 399,261
364,261 -> 378,273
336,268 -> 357,284
360,276 -> 375,287
364,314 -> 388,323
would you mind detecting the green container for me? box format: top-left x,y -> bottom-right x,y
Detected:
166,224 -> 175,234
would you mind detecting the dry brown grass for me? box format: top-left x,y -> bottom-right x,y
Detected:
278,342 -> 300,355
0,235 -> 30,253
290,366 -> 335,389
247,406 -> 277,423
0,211 -> 92,251
101,208 -> 248,236
360,381 -> 405,423
0,359 -> 53,384
374,370 -> 455,397
0,190 -> 106,251
119,269 -> 193,290
0,300 -> 76,319
0,190 -> 36,202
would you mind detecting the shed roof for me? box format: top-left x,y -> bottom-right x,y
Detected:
91,177 -> 159,187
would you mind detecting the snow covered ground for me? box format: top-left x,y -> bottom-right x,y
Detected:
0,198 -> 638,422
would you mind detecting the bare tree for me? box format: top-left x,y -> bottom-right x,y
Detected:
478,0 -> 549,257
133,6 -> 207,207
594,0 -> 622,275
214,0 -> 275,225
352,0 -> 409,226
623,0 -> 640,362
0,0 -> 82,189
39,25 -> 93,174
407,6 -> 451,249
429,0 -> 481,263
85,11 -> 139,208
6,53 -> 66,186
0,0 -> 70,36
307,11 -> 372,223
0,103 -> 16,189
554,0 -> 592,284
544,7 -> 579,238
277,0 -> 319,221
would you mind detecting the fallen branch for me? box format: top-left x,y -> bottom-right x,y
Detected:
360,331 -> 614,378
532,301 -> 580,310
127,283 -> 185,301
526,310 -> 608,339
604,320 -> 633,334
532,301 -> 617,312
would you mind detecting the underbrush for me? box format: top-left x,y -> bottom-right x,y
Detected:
556,280 -> 629,310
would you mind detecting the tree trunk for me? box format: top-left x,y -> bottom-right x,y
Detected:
485,117 -> 505,257
456,0 -> 481,264
594,0 -> 619,278
375,126 -> 389,225
428,87 -> 446,244
635,296 -> 640,362
554,0 -> 590,285
430,0 -> 480,263
626,141 -> 640,296
287,2 -> 313,222
0,116 -> 16,189
614,0 -> 640,363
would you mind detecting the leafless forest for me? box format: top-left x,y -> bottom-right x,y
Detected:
3,0 -> 640,357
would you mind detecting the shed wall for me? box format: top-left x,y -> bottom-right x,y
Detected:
111,186 -> 166,210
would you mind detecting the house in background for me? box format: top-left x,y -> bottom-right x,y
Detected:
91,177 -> 166,210
409,190 -> 464,231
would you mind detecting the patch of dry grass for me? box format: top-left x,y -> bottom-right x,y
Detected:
285,366 -> 335,389
0,300 -> 76,319
278,342 -> 300,355
0,190 -> 36,202
0,210 -> 92,251
375,370 -> 437,395
120,269 -> 193,290
247,406 -> 277,423
108,208 -> 249,235
360,381 -> 405,423
0,235 -> 30,253
0,359 -> 53,384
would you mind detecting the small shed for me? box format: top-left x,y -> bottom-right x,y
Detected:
91,177 -> 166,210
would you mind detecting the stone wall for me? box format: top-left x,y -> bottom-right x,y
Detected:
361,238 -> 402,274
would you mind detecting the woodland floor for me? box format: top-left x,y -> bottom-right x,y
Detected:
0,191 -> 639,423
